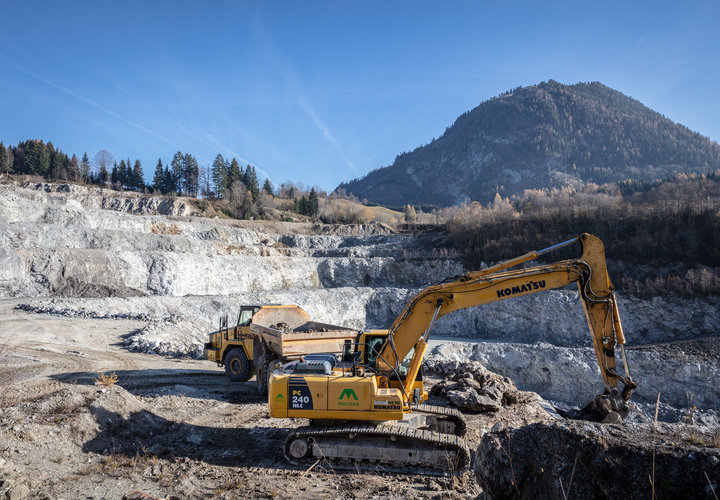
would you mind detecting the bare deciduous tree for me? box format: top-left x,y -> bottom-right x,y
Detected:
198,164 -> 213,198
93,149 -> 114,175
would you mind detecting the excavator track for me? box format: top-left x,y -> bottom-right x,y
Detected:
283,423 -> 471,476
414,403 -> 467,437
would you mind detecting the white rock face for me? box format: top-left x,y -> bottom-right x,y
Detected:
3,181 -> 719,411
425,340 -> 720,409
0,183 -> 464,297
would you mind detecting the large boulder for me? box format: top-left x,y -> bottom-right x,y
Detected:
426,360 -> 530,412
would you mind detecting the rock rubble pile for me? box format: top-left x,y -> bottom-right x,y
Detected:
425,360 -> 532,412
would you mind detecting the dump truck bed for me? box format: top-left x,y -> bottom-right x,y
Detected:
250,321 -> 359,358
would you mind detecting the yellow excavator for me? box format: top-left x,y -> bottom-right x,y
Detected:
268,234 -> 637,474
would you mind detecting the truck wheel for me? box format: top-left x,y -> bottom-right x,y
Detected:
255,354 -> 268,394
224,348 -> 251,382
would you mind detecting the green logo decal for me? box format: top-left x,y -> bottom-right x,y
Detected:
339,389 -> 358,400
275,393 -> 284,401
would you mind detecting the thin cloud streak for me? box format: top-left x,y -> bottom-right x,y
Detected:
249,12 -> 357,175
297,96 -> 357,173
203,134 -> 272,182
0,53 -> 186,153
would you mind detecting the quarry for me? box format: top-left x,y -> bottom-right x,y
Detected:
0,180 -> 718,499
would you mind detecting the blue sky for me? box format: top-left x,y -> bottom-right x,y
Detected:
1,1 -> 718,191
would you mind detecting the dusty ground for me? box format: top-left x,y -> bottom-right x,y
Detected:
2,297 -> 718,499
0,299 -> 557,499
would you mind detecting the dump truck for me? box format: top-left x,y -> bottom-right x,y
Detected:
204,304 -> 360,393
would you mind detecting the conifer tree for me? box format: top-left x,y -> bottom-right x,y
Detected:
99,164 -> 109,185
183,154 -> 199,197
243,165 -> 260,200
153,159 -> 165,193
132,159 -> 144,190
262,178 -> 273,195
211,154 -> 227,198
23,140 -> 50,176
163,165 -> 176,194
111,163 -> 120,186
171,152 -> 185,194
308,188 -> 320,217
0,143 -> 14,174
120,160 -> 128,186
49,146 -> 67,180
68,155 -> 79,182
227,158 -> 243,191
80,152 -> 90,183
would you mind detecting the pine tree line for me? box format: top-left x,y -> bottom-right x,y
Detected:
207,153 -> 264,200
2,138 -> 331,222
294,188 -> 320,217
1,139 -> 81,182
1,140 -> 277,202
111,159 -> 145,191
151,152 -> 201,196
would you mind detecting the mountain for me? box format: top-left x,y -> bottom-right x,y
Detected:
338,80 -> 720,207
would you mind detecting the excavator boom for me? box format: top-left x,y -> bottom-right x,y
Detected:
376,233 -> 635,402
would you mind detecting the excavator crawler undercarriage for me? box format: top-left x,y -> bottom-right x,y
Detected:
284,404 -> 470,475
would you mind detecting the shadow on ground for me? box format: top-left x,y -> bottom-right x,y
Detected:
83,405 -> 289,469
50,369 -> 266,404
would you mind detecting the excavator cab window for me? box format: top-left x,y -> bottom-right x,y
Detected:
397,349 -> 414,377
364,336 -> 386,368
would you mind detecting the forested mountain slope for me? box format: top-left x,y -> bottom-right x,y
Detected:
339,80 -> 720,206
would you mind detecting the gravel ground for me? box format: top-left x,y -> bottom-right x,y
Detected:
0,299 -> 541,499
2,299 -> 718,499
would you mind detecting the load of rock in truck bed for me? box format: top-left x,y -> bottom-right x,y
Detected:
267,322 -> 337,334
250,306 -> 360,358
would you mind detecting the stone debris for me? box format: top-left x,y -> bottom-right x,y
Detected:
269,322 -> 293,333
425,360 -> 531,412
123,316 -> 209,359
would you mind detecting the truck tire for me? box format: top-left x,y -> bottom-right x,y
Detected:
255,354 -> 268,394
224,348 -> 251,382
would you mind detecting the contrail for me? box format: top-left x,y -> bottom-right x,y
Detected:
204,133 -> 273,182
249,12 -> 357,174
297,94 -> 357,173
0,53 -> 186,152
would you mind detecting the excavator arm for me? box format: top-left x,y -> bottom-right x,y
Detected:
376,233 -> 636,403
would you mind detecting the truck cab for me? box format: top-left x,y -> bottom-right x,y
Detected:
204,305 -> 262,382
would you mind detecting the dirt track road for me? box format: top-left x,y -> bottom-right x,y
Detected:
0,300 -> 485,499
